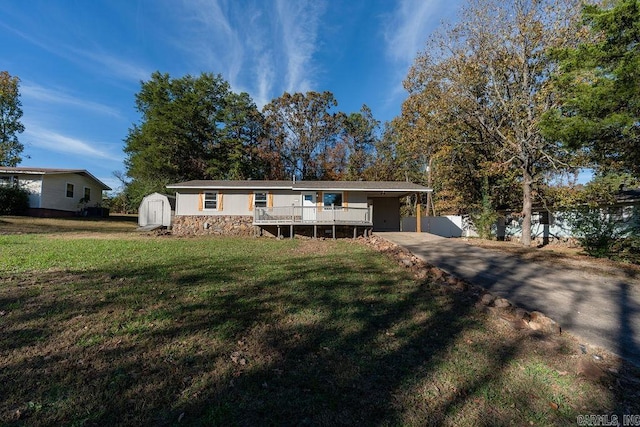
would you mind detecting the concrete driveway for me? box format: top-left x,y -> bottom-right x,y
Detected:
380,232 -> 640,366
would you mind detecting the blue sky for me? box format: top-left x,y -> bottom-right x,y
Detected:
1,0 -> 461,192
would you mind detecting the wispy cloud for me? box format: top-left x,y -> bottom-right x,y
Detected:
66,48 -> 151,83
381,0 -> 460,108
275,0 -> 325,93
0,20 -> 149,84
21,83 -> 122,118
171,0 -> 325,106
175,0 -> 245,86
24,125 -> 123,162
384,0 -> 449,65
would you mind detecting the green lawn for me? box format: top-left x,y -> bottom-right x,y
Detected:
0,216 -> 638,426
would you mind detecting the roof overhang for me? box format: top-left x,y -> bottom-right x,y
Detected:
0,167 -> 111,190
167,180 -> 432,194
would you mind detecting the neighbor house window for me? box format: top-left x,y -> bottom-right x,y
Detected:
204,192 -> 217,210
66,183 -> 74,198
254,192 -> 267,208
323,192 -> 342,209
84,187 -> 91,201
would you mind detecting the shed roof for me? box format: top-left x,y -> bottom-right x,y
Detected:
0,167 -> 111,190
167,180 -> 432,193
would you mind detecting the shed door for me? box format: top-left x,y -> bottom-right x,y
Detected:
147,200 -> 164,225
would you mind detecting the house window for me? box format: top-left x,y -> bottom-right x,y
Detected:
323,192 -> 343,209
204,192 -> 217,210
84,187 -> 91,201
66,183 -> 74,198
254,192 -> 267,208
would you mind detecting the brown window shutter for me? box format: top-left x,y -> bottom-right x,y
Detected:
198,193 -> 203,211
267,193 -> 273,208
217,192 -> 224,211
248,193 -> 254,211
343,191 -> 348,210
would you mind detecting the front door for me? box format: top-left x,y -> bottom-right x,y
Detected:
302,192 -> 316,221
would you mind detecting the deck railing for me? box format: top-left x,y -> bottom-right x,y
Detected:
254,205 -> 372,225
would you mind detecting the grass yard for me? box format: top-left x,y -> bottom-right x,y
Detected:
1,216 -> 638,426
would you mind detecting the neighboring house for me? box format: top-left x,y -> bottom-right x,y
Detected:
138,192 -> 175,228
0,167 -> 111,217
497,187 -> 640,244
166,180 -> 432,237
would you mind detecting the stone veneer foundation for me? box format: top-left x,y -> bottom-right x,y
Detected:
172,215 -> 256,236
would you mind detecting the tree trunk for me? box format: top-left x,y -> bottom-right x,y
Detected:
521,166 -> 533,247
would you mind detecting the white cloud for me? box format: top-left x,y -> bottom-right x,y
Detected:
380,0 -> 461,110
169,0 -> 325,105
275,0 -> 325,93
21,83 -> 122,118
0,20 -> 149,84
24,125 -> 123,163
384,0 -> 448,65
66,48 -> 151,83
175,0 -> 245,86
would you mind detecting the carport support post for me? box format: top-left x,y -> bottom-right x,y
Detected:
416,193 -> 422,233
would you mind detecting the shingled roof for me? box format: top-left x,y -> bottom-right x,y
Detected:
167,180 -> 432,193
0,167 -> 111,190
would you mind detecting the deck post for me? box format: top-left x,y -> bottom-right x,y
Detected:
332,224 -> 336,240
353,226 -> 357,239
314,224 -> 317,239
277,225 -> 281,238
416,193 -> 422,233
290,224 -> 294,239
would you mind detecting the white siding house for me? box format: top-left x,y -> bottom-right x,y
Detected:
0,167 -> 111,216
166,180 -> 432,237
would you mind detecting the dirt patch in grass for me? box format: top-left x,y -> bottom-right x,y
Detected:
1,231 -> 639,425
0,215 -> 138,236
292,238 -> 340,255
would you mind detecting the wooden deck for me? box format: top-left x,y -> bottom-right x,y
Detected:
253,206 -> 373,238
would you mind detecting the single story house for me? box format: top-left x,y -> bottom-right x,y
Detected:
497,187 -> 640,244
166,180 -> 432,237
138,192 -> 175,228
0,167 -> 111,217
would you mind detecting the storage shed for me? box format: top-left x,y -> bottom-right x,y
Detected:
138,193 -> 175,228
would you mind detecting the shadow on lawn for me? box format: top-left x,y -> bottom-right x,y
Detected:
0,247 -> 624,426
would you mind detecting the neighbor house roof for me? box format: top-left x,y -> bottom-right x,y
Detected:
0,167 -> 111,190
167,180 -> 432,194
617,188 -> 640,204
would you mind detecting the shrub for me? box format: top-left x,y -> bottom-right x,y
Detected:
470,188 -> 498,239
611,236 -> 640,264
0,186 -> 29,215
567,206 -> 637,259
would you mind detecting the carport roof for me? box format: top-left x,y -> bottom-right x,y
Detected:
167,180 -> 432,194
